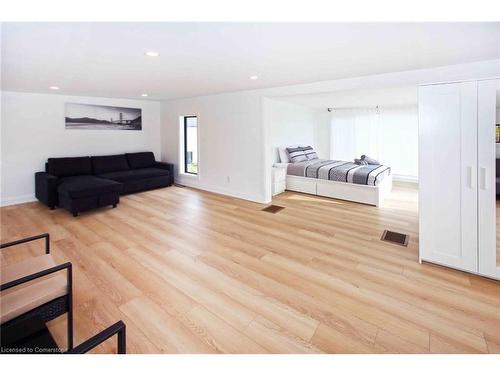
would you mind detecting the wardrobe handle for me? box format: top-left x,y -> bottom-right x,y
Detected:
480,167 -> 487,190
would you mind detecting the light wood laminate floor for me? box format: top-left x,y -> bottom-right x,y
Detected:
1,183 -> 499,353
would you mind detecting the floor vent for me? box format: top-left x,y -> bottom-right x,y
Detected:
381,230 -> 409,246
262,205 -> 285,214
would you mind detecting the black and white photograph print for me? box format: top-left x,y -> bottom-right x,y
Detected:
65,103 -> 142,130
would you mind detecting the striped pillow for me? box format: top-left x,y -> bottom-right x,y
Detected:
286,147 -> 308,163
302,146 -> 319,160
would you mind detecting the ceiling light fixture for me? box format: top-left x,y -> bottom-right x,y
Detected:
249,75 -> 259,80
144,51 -> 160,57
141,94 -> 148,97
49,86 -> 60,90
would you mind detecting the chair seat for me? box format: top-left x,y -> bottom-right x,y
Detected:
96,167 -> 169,183
1,255 -> 68,324
58,175 -> 123,199
1,254 -> 56,285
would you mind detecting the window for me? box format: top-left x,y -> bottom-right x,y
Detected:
183,116 -> 198,174
330,106 -> 418,178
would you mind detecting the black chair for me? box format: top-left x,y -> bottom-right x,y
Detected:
1,234 -> 126,354
66,320 -> 126,354
1,315 -> 126,354
0,233 -> 74,350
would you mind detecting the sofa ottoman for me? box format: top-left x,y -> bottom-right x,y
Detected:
57,176 -> 123,217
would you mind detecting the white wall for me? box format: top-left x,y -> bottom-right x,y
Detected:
160,92 -> 266,203
1,59 -> 490,206
266,99 -> 331,163
160,59 -> 499,205
260,59 -> 500,97
0,91 -> 161,206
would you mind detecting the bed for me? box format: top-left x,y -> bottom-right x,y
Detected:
274,147 -> 392,206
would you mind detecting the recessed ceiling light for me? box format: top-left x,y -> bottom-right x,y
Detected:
49,86 -> 60,90
141,94 -> 148,97
144,51 -> 160,57
249,75 -> 259,80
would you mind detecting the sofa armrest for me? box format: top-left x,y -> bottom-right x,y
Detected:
154,161 -> 174,170
154,162 -> 174,185
35,172 -> 60,209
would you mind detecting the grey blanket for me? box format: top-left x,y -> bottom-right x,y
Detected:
287,159 -> 391,186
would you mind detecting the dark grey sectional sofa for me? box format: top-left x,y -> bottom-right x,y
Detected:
35,152 -> 173,216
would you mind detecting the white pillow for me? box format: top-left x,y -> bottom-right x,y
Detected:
278,147 -> 290,163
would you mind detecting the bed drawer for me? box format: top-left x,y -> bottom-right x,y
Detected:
286,176 -> 317,194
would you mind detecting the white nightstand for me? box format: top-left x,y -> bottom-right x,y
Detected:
272,167 -> 287,196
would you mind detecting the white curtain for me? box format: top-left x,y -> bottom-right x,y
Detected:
330,108 -> 379,162
330,106 -> 418,178
378,106 -> 418,178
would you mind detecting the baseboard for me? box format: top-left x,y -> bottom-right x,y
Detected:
0,194 -> 37,207
392,175 -> 419,183
0,183 -> 269,207
174,177 -> 269,204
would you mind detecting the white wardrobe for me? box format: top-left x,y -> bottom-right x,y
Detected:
419,78 -> 500,280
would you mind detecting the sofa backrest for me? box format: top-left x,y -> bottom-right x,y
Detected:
47,157 -> 92,177
126,152 -> 156,169
91,154 -> 130,174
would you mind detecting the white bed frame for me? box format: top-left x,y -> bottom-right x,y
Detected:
286,174 -> 393,207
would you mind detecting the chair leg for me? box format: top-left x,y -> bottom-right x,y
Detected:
67,308 -> 74,351
72,211 -> 78,217
112,203 -> 117,208
67,267 -> 74,350
118,324 -> 126,354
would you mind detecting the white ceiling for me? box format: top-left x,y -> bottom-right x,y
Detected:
276,86 -> 418,109
2,22 -> 499,100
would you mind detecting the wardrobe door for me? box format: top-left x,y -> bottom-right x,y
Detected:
478,78 -> 500,280
418,81 -> 478,272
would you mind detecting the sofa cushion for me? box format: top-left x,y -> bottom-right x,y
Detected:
47,157 -> 92,177
91,154 -> 130,174
97,167 -> 169,183
126,152 -> 156,169
58,176 -> 123,199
